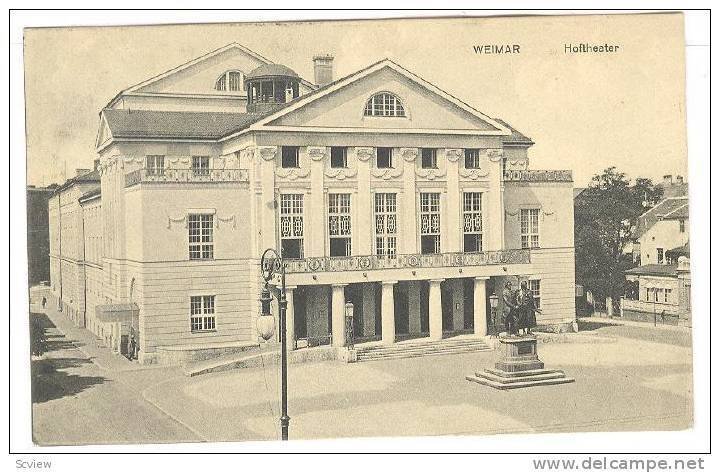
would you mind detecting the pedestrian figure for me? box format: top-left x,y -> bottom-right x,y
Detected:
502,281 -> 519,336
41,296 -> 47,309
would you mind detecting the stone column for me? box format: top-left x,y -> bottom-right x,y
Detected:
445,149 -> 461,253
401,149 -> 418,254
308,146 -> 326,257
407,280 -> 422,335
285,286 -> 296,351
361,283 -> 376,337
486,149 -> 505,251
474,277 -> 489,337
381,281 -> 397,344
331,284 -> 347,347
429,279 -> 444,340
452,279 -> 465,331
257,146 -> 278,250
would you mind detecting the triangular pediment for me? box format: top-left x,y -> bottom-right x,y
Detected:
132,44 -> 271,96
95,113 -> 112,149
262,62 -> 508,134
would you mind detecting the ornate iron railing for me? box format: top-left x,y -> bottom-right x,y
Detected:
125,168 -> 249,187
283,249 -> 531,274
503,169 -> 573,182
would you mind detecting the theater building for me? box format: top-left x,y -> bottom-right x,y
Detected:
51,43 -> 576,364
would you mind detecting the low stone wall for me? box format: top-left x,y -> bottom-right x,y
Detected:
186,345 -> 340,376
620,309 -> 679,326
149,341 -> 261,365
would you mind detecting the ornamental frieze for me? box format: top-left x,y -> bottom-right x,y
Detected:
355,147 -> 375,162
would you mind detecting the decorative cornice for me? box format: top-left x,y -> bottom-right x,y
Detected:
445,148 -> 463,162
486,148 -> 504,162
276,167 -> 311,180
459,168 -> 490,180
325,167 -> 358,180
307,146 -> 327,161
257,146 -> 277,161
400,147 -> 418,162
416,167 -> 446,181
356,147 -> 375,162
371,166 -> 404,180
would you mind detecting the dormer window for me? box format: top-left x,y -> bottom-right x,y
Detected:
364,92 -> 406,117
215,71 -> 244,92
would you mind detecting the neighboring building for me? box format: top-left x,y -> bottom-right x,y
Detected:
50,43 -> 577,364
622,184 -> 691,326
27,185 -> 55,286
48,168 -> 101,327
631,196 -> 688,266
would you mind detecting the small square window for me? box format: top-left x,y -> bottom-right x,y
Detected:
281,146 -> 300,168
421,148 -> 437,169
330,147 -> 348,168
464,149 -> 481,169
376,148 -> 393,169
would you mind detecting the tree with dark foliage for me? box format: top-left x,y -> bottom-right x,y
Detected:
575,167 -> 665,303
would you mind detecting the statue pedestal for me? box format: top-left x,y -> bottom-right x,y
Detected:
467,335 -> 574,389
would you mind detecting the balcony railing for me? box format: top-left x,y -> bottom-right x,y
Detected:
284,249 -> 531,274
504,169 -> 573,182
125,168 -> 249,187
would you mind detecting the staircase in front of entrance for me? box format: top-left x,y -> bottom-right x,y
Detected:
354,336 -> 492,362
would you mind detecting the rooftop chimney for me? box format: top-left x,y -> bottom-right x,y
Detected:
676,175 -> 684,184
313,54 -> 334,87
75,168 -> 91,177
662,174 -> 673,186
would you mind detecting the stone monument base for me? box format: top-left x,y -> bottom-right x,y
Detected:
466,335 -> 574,389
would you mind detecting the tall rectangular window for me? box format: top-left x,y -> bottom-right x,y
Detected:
279,194 -> 304,259
421,148 -> 437,169
420,192 -> 441,254
464,149 -> 481,169
192,156 -> 210,176
190,295 -> 215,332
664,288 -> 672,303
376,148 -> 393,169
657,248 -> 664,264
145,155 -> 165,176
520,209 -> 540,249
330,147 -> 348,168
188,214 -> 214,260
281,146 -> 300,168
328,193 -> 352,257
530,280 -> 541,308
679,219 -> 686,233
375,193 -> 398,257
463,192 -> 483,252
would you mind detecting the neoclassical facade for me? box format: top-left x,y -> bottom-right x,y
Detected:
50,43 -> 576,364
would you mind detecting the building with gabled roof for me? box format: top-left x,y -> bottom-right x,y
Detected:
50,43 -> 577,364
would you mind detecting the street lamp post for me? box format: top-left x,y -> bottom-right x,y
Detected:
258,248 -> 290,441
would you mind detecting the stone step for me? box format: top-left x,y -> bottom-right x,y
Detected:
356,344 -> 491,362
483,367 -> 564,378
466,373 -> 575,390
475,369 -> 567,384
357,341 -> 490,356
357,339 -> 489,354
484,368 -> 563,378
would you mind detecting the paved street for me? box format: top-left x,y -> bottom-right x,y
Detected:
31,298 -> 693,445
30,298 -> 202,445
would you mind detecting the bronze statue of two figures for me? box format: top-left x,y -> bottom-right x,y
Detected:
502,280 -> 541,336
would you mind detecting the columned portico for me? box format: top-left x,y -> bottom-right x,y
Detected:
407,281 -> 422,335
473,277 -> 489,337
331,284 -> 347,347
361,283 -> 376,337
429,279 -> 444,340
381,281 -> 397,344
285,286 -> 296,351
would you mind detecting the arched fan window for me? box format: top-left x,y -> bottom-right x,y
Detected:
364,92 -> 406,117
215,71 -> 244,92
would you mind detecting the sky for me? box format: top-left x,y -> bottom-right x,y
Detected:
23,13 -> 688,188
